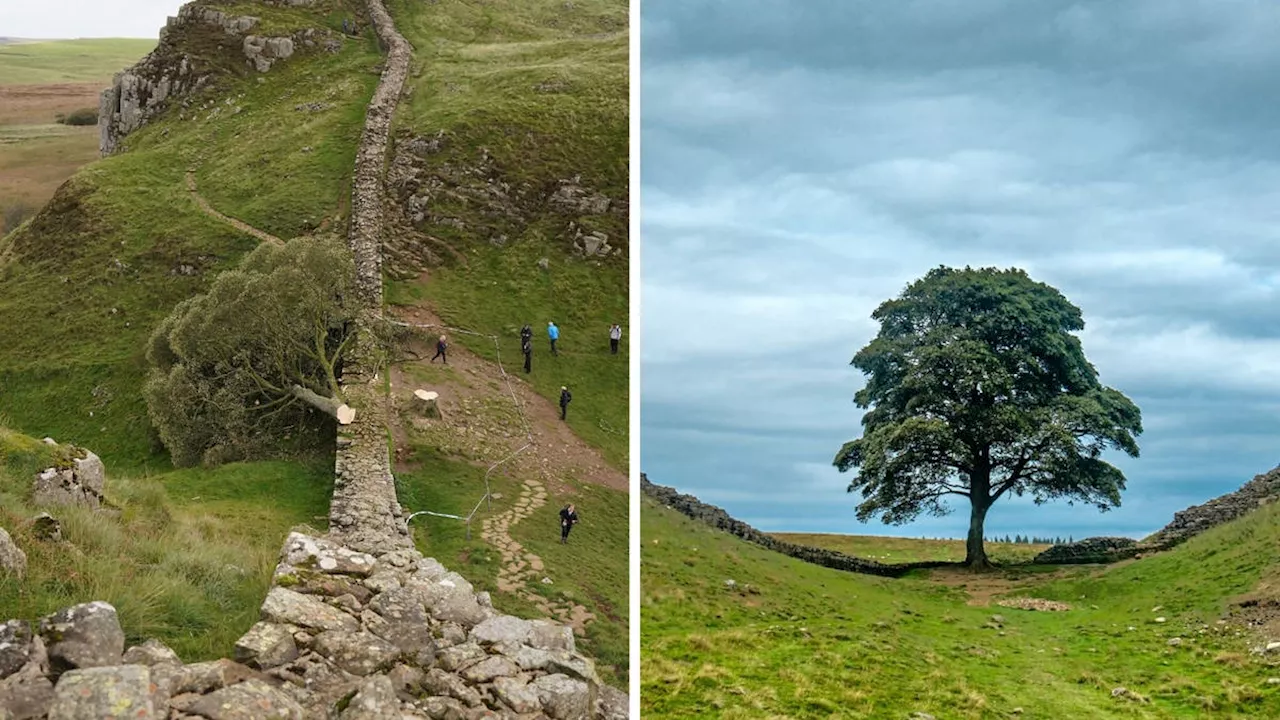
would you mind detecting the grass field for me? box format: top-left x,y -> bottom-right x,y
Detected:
773,532 -> 1053,565
0,39 -> 156,85
642,495 -> 1280,719
0,39 -> 157,234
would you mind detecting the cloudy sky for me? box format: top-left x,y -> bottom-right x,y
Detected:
2,1 -> 179,39
641,0 -> 1280,541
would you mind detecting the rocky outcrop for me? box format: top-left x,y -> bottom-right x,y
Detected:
1141,465 -> 1280,551
641,474 -> 947,578
31,443 -> 105,510
0,532 -> 627,718
98,1 -> 340,155
1032,536 -> 1139,565
0,527 -> 25,578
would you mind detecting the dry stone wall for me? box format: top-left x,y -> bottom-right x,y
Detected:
326,0 -> 415,555
0,532 -> 628,718
1033,464 -> 1280,565
641,474 -> 947,578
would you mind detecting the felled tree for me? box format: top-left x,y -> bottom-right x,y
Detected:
145,236 -> 357,467
833,266 -> 1142,569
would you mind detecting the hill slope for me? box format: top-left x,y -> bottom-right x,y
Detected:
641,493 -> 1280,719
0,0 -> 628,687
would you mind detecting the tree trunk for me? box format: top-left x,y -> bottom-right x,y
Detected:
965,499 -> 991,569
291,385 -> 355,425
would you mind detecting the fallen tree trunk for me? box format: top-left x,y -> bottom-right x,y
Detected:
291,385 -> 355,424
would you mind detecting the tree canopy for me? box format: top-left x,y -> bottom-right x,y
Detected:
144,236 -> 357,467
833,266 -> 1143,568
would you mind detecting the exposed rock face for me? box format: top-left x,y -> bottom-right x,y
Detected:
98,0 -> 338,155
32,449 -> 105,509
0,527 -> 25,578
1032,536 -> 1139,565
0,532 -> 627,718
1142,465 -> 1280,551
641,473 -> 945,578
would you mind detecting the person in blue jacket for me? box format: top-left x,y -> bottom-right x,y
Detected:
547,321 -> 560,356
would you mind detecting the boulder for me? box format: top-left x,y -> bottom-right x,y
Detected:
47,665 -> 156,719
532,673 -> 592,720
37,602 -> 125,675
338,674 -> 399,719
312,630 -> 401,676
0,527 -> 26,578
280,532 -> 377,576
121,638 -> 181,667
30,513 -> 61,542
261,587 -> 361,633
32,449 -> 105,509
185,678 -> 306,719
233,622 -> 298,669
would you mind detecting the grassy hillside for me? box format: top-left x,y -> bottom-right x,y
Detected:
0,426 -> 332,661
0,3 -> 381,469
642,495 -> 1280,719
386,0 -> 629,469
0,39 -> 157,85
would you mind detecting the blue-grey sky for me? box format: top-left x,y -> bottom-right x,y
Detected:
2,1 -> 178,39
641,0 -> 1280,541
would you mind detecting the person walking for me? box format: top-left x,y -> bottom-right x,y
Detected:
431,334 -> 448,364
559,503 -> 579,544
559,386 -> 571,420
547,321 -> 560,356
608,323 -> 622,355
522,335 -> 532,373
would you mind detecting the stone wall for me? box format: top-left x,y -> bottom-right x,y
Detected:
325,0 -> 415,556
1032,536 -> 1139,565
1141,465 -> 1280,551
641,474 -> 949,578
0,531 -> 628,718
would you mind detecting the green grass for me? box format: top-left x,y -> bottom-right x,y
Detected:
385,0 -> 628,469
0,39 -> 158,85
774,532 -> 1053,565
642,496 -> 1280,719
395,444 -> 629,687
1,426 -> 332,662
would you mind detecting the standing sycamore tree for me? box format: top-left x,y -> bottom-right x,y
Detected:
833,266 -> 1142,568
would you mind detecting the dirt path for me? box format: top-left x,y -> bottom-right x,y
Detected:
482,476 -> 597,634
185,169 -> 284,245
924,565 -> 1086,606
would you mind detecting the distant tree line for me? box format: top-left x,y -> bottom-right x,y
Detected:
985,535 -> 1074,545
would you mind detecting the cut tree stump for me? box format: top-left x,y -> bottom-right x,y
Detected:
413,389 -> 441,419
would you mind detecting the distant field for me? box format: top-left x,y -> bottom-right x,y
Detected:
0,39 -> 154,235
0,39 -> 155,85
773,532 -> 1053,565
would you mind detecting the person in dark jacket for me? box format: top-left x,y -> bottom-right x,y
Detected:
522,336 -> 532,373
559,386 -> 571,420
431,334 -> 448,364
520,324 -> 533,344
559,503 -> 578,543
608,324 -> 622,355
